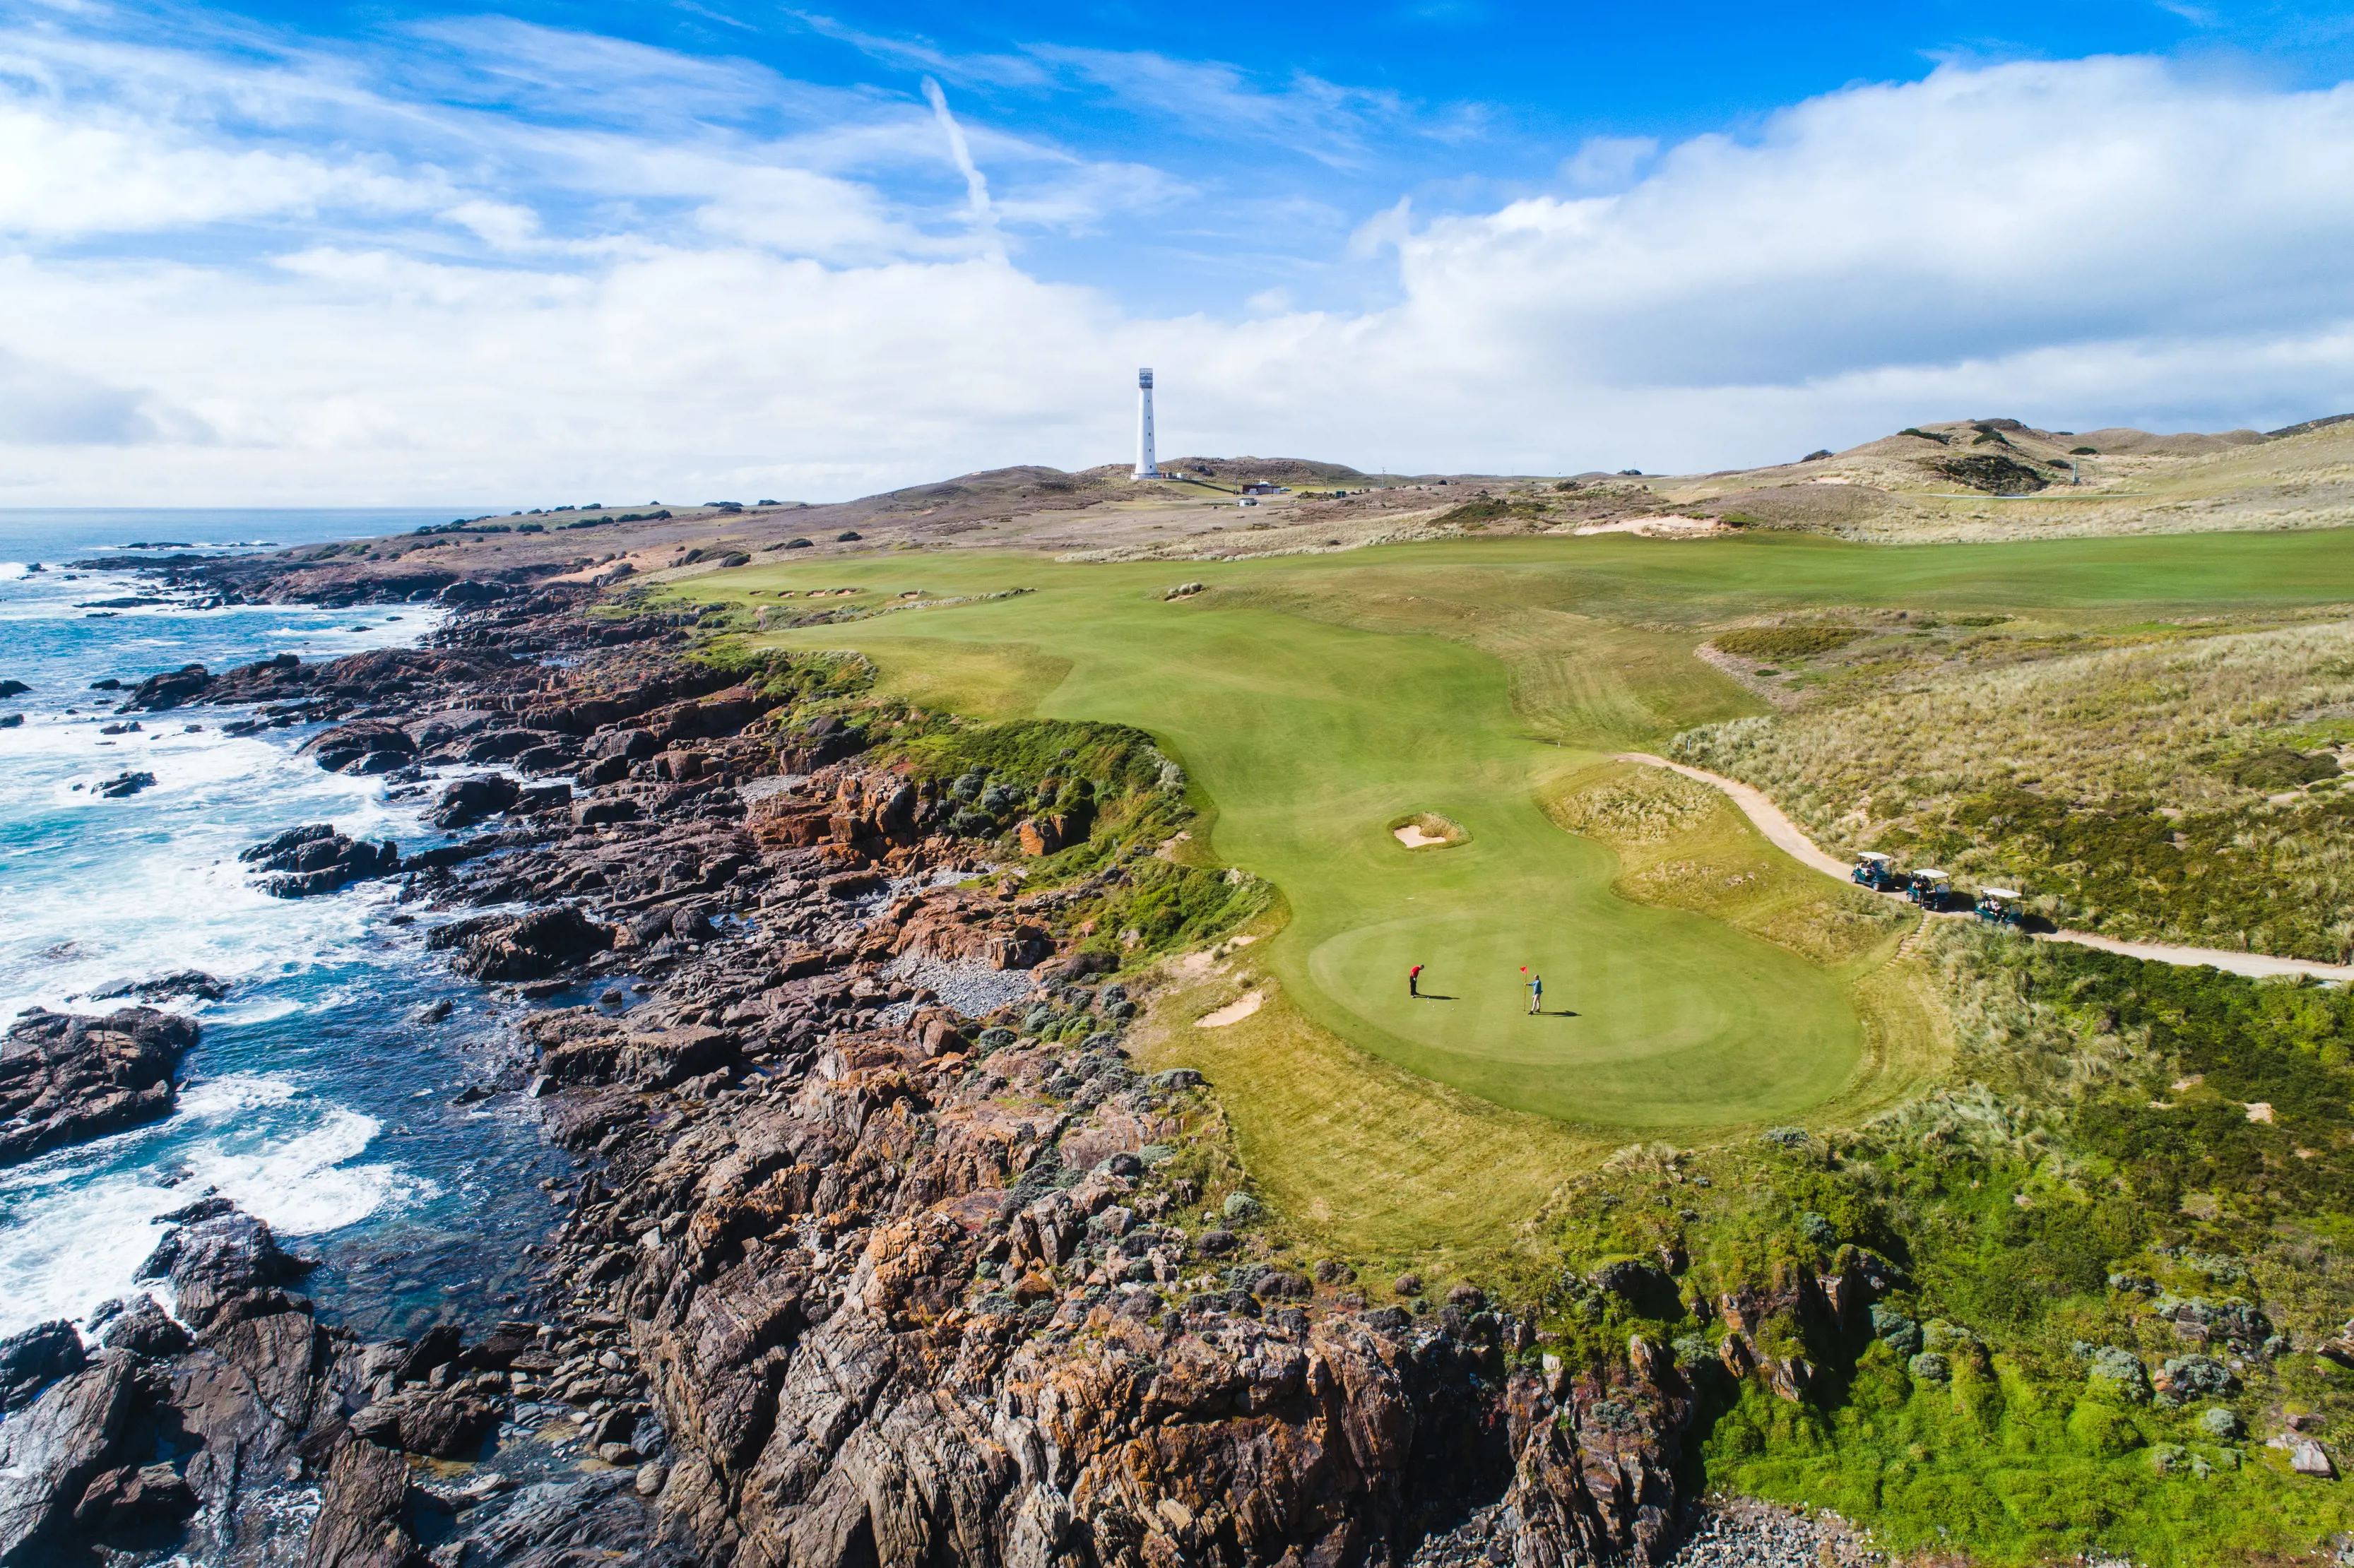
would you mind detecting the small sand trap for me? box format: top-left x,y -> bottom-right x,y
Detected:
1390,813 -> 1465,849
1195,991 -> 1262,1028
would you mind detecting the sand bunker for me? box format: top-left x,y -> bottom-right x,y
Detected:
1195,991 -> 1263,1028
1390,813 -> 1467,850
1569,515 -> 1726,538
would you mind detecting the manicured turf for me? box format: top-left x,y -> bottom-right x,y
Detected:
694,528 -> 2354,1133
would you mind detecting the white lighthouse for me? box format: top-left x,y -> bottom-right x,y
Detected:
1132,367 -> 1162,480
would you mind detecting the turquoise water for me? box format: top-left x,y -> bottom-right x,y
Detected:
0,514 -> 574,1340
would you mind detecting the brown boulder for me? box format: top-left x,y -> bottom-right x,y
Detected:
301,1437 -> 415,1568
346,1386 -> 499,1459
427,905 -> 614,981
0,1353 -> 146,1562
1,1006 -> 197,1167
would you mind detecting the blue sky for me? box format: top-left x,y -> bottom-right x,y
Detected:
4,0 -> 2354,501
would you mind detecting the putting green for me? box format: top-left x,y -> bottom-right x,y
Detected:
692,528 -> 2354,1132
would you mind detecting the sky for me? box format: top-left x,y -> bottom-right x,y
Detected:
6,1 -> 2354,504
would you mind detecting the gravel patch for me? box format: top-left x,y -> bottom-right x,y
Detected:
883,951 -> 1039,1021
738,776 -> 808,806
1664,1499 -> 1883,1567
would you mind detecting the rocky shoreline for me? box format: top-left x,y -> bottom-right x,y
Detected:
1,578 -> 1770,1568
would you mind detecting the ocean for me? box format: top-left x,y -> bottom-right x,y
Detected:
0,511 -> 574,1342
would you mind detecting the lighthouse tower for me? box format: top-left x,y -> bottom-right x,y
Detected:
1132,367 -> 1162,480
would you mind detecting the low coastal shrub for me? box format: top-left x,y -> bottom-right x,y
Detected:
1435,496 -> 1547,527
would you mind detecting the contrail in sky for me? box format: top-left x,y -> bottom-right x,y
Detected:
921,76 -> 1000,252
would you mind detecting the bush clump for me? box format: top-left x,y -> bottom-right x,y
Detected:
1939,453 -> 2050,494
1712,626 -> 1866,662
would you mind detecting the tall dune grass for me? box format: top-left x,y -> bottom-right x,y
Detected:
1672,622 -> 2354,960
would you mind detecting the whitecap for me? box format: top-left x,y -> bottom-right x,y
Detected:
174,1071 -> 302,1115
187,1107 -> 431,1238
0,1076 -> 431,1336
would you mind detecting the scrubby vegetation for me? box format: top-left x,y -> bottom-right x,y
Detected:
1711,625 -> 1867,663
1539,925 -> 2354,1564
1544,761 -> 1909,969
1672,620 -> 2354,959
1433,495 -> 1549,528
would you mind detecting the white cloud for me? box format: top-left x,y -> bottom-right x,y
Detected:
2,39 -> 2354,501
1559,134 -> 1657,191
0,97 -> 438,236
1398,58 -> 2354,388
783,11 -> 1054,93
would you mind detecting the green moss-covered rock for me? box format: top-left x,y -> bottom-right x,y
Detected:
2067,1400 -> 2144,1458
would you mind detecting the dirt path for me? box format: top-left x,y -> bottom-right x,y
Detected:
1615,753 -> 1853,879
2036,929 -> 2354,982
1616,753 -> 2354,984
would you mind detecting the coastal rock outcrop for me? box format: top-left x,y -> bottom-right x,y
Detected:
0,1006 -> 197,1166
427,905 -> 616,980
0,1322 -> 87,1413
119,663 -> 211,712
301,1437 -> 416,1568
91,1295 -> 194,1359
300,718 -> 418,775
240,824 -> 402,896
88,970 -> 230,1004
431,773 -> 571,828
504,964 -> 1701,1568
135,1209 -> 315,1327
0,1350 -> 153,1562
0,1202 -> 399,1566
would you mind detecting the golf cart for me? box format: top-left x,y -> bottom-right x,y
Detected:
1977,886 -> 2027,927
1852,851 -> 1904,892
1908,869 -> 1953,910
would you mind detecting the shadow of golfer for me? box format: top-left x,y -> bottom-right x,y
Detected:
1416,992 -> 1457,1001
1531,1008 -> 1580,1018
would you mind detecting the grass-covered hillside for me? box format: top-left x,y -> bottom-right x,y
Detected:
1672,617 -> 2354,961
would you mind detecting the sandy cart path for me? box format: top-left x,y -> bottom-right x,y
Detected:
1617,753 -> 2354,984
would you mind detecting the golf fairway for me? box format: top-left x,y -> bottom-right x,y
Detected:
697,527 -> 2354,1132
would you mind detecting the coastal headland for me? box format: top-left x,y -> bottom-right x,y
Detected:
11,419 -> 2354,1564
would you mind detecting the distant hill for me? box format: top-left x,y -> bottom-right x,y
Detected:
171,415 -> 2354,605
1663,412 -> 2354,543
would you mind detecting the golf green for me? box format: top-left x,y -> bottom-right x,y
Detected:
696,527 -> 2354,1131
